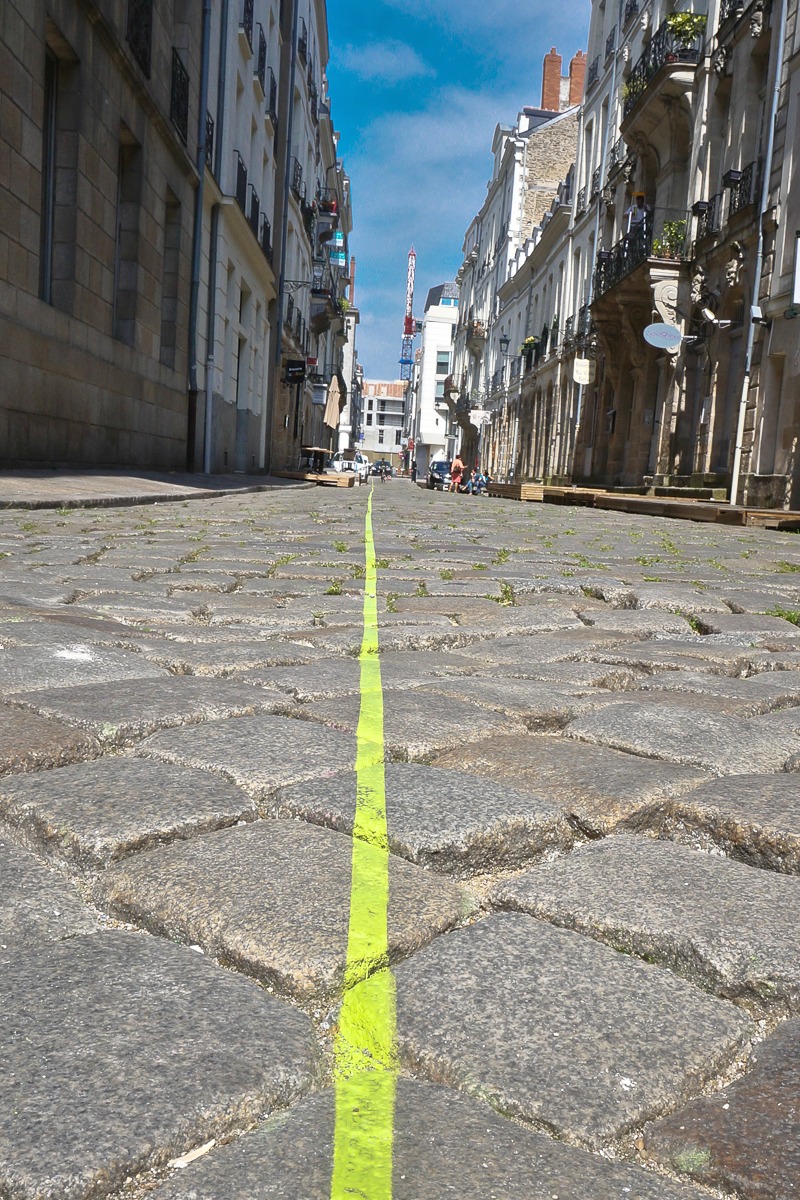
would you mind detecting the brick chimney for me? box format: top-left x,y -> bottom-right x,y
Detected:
541,48 -> 562,112
569,50 -> 587,105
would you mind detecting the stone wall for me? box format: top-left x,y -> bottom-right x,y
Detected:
0,0 -> 199,467
523,111 -> 579,235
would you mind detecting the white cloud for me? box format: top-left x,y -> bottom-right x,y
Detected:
336,39 -> 435,84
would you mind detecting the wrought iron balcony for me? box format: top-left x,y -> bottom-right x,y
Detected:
623,0 -> 639,25
267,70 -> 278,126
591,165 -> 602,196
586,55 -> 601,89
298,17 -> 308,63
240,0 -> 254,51
255,24 -> 267,94
608,135 -> 627,171
248,186 -> 260,239
205,111 -> 214,165
260,215 -> 272,263
126,0 -> 153,76
309,81 -> 318,123
235,151 -> 248,211
285,293 -> 294,326
719,0 -> 746,25
606,27 -> 617,59
593,209 -> 689,299
695,193 -> 722,241
577,304 -> 593,339
577,186 -> 587,214
728,160 -> 758,219
622,16 -> 706,119
563,315 -> 575,346
170,49 -> 189,144
290,157 -> 304,200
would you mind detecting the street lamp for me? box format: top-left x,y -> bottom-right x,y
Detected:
499,333 -> 510,356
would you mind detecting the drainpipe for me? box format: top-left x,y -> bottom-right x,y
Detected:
203,203 -> 220,474
271,0 -> 300,431
729,0 -> 787,506
188,0 -> 213,465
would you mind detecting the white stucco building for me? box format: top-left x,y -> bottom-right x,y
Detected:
408,284 -> 460,475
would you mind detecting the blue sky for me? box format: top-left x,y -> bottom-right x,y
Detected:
326,0 -> 589,379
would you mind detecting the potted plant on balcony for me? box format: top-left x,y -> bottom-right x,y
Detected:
520,335 -> 539,369
651,219 -> 687,259
666,12 -> 706,60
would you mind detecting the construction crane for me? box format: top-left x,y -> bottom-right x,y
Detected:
399,247 -> 417,381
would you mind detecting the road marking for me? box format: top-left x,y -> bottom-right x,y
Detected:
331,488 -> 398,1199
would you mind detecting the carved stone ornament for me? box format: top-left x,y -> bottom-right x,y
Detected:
653,278 -> 679,327
725,241 -> 744,288
691,264 -> 706,307
750,0 -> 765,36
713,45 -> 731,76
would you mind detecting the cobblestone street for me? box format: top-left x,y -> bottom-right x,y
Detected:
1,478 -> 799,1200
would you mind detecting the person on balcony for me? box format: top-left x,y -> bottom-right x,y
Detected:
624,193 -> 651,232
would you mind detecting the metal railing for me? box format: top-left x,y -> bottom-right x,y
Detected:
205,111 -> 214,165
298,17 -> 308,62
126,0 -> 153,76
248,186 -> 260,239
577,186 -> 587,214
696,193 -> 722,241
235,151 -> 248,211
623,18 -> 705,118
606,27 -> 617,59
241,0 -> 254,50
608,135 -> 626,171
591,165 -> 602,196
594,209 -> 689,298
255,24 -> 266,92
719,0 -> 746,24
291,157 -> 304,199
623,0 -> 639,24
563,315 -> 575,346
170,49 -> 189,143
260,215 -> 272,263
578,304 -> 593,339
728,161 -> 757,218
586,55 -> 601,89
268,70 -> 278,125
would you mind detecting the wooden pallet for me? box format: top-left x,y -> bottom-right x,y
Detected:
274,471 -> 355,487
486,482 -> 544,502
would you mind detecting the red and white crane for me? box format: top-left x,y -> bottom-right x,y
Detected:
399,247 -> 417,381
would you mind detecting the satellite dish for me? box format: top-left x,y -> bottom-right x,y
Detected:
643,323 -> 682,349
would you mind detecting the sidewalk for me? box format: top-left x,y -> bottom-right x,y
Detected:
0,469 -> 309,510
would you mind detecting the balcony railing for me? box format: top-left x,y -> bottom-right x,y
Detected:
563,315 -> 575,346
622,17 -> 705,119
291,157 -> 304,200
728,161 -> 758,218
285,293 -> 295,327
719,0 -> 746,25
577,186 -> 587,214
240,0 -> 254,51
126,0 -> 153,76
606,27 -> 617,59
235,151 -> 248,211
608,135 -> 626,172
623,0 -> 640,25
205,111 -> 214,165
255,24 -> 266,94
695,193 -> 722,241
591,165 -> 602,196
577,304 -> 593,339
248,186 -> 260,239
586,55 -> 601,89
593,209 -> 689,299
170,49 -> 189,144
309,80 -> 318,122
260,215 -> 272,263
267,69 -> 278,126
298,17 -> 308,63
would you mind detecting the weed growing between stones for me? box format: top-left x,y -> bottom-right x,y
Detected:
385,593 -> 399,613
440,569 -> 454,581
333,541 -> 348,552
325,579 -> 343,595
493,548 -> 511,564
415,580 -> 429,597
776,560 -> 800,573
472,563 -> 488,571
487,581 -> 516,606
767,606 -> 800,626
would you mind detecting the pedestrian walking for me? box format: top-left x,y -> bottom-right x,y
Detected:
449,452 -> 464,493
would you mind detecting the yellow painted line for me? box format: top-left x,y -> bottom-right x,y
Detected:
331,487 -> 398,1199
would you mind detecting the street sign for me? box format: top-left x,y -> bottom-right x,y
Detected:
643,323 -> 682,349
470,409 -> 491,426
573,358 -> 596,384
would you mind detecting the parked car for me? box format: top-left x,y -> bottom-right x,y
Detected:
330,450 -> 370,482
427,461 -> 451,490
371,459 -> 393,477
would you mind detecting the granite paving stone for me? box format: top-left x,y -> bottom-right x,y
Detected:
1,641 -> 168,693
581,641 -> 763,675
388,913 -> 751,1149
0,757 -> 259,867
3,677 -> 296,746
622,773 -> 800,871
433,734 -> 709,834
694,612 -> 800,638
134,638 -> 316,674
0,837 -> 98,943
137,714 -> 356,798
245,650 -> 463,701
148,1078 -> 706,1200
298,691 -> 526,761
565,700 -> 800,774
417,678 -> 621,729
495,835 -> 800,1013
98,821 -> 473,1002
644,1019 -> 800,1199
0,705 -> 100,774
575,609 -> 695,636
273,763 -> 573,875
448,629 -> 639,670
632,669 -> 800,713
0,931 -> 320,1200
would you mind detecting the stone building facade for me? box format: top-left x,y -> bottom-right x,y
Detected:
0,0 -> 356,473
1,0 -> 202,467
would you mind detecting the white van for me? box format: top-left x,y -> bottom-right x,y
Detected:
330,450 -> 370,482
